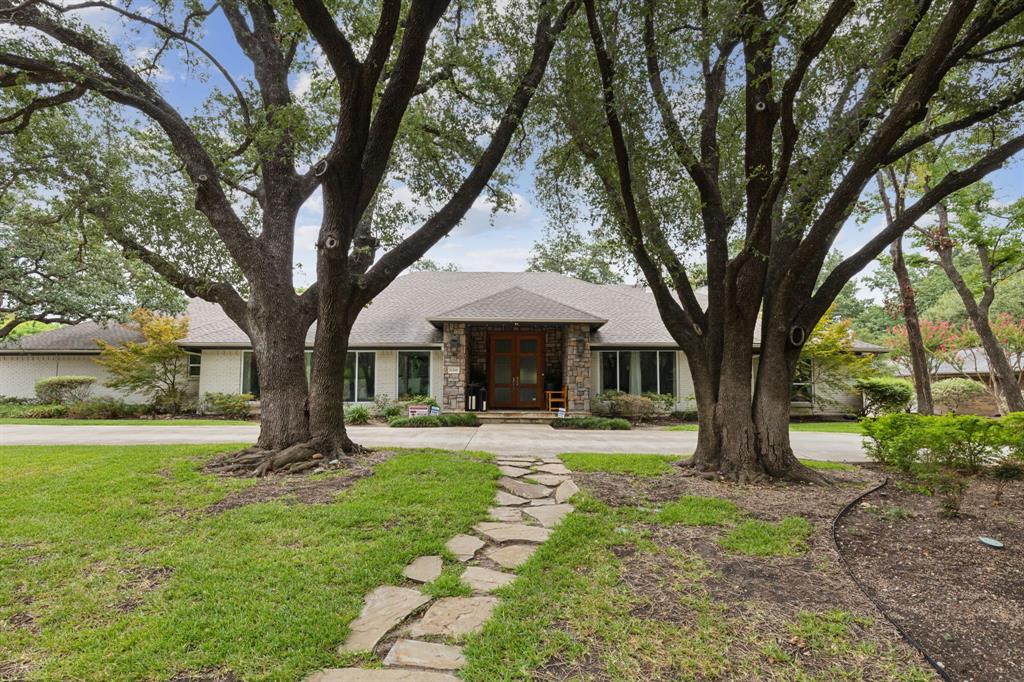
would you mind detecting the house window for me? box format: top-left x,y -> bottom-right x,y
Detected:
244,350 -> 376,401
241,351 -> 260,397
187,353 -> 201,378
791,359 -> 813,404
346,351 -> 375,402
398,351 -> 431,398
600,351 -> 676,396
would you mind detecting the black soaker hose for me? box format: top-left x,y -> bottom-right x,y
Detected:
830,476 -> 954,682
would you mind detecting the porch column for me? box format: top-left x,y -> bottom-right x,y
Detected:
563,324 -> 592,413
442,322 -> 468,412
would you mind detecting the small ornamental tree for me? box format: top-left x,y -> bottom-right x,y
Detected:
887,319 -> 973,377
96,310 -> 190,414
800,309 -> 877,411
857,377 -> 914,417
932,377 -> 989,414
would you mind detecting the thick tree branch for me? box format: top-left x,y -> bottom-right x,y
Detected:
361,0 -> 580,302
805,131 -> 1024,326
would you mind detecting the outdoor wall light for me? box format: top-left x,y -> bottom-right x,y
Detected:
449,336 -> 460,351
575,336 -> 586,354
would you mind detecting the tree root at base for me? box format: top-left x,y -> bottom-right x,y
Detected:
207,442 -> 364,477
678,456 -> 833,486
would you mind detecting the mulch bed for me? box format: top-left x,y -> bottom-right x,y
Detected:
563,467 -> 934,680
836,473 -> 1024,682
204,450 -> 394,514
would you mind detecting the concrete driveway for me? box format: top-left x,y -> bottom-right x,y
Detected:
0,423 -> 867,462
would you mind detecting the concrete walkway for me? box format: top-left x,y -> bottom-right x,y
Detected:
0,423 -> 867,462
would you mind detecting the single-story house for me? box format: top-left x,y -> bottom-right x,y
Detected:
0,271 -> 883,415
896,348 -> 1023,416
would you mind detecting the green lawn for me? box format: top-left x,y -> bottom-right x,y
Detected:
561,452 -> 855,474
460,493 -> 927,681
665,421 -> 864,434
0,418 -> 254,426
0,444 -> 496,681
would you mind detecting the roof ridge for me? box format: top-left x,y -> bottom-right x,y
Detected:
432,285 -> 604,321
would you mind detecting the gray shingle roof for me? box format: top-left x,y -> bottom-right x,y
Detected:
3,271 -> 888,352
1,319 -> 142,352
895,348 -> 1023,377
428,287 -> 607,325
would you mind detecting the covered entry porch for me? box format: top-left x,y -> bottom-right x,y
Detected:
427,287 -> 606,414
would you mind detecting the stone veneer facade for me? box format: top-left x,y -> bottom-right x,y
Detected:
443,321 -> 592,413
441,322 -> 468,412
563,323 -> 592,413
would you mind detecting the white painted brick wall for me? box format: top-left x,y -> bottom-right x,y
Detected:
0,354 -> 147,402
198,349 -> 245,395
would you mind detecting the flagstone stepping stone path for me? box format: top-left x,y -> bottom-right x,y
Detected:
306,454 -> 578,681
403,555 -> 443,583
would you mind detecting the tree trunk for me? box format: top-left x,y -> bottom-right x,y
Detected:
249,296 -> 314,450
751,332 -> 830,484
305,193 -> 366,460
934,242 -> 1024,413
307,296 -> 363,459
891,237 -> 934,414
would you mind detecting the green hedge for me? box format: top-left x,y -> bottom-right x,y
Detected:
67,398 -> 146,419
203,392 -> 255,419
389,413 -> 480,428
862,412 -> 1022,473
551,416 -> 631,430
856,377 -> 914,415
35,375 -> 96,405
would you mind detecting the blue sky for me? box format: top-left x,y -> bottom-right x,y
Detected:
26,4 -> 1024,291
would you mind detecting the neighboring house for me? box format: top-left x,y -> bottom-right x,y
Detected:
0,272 -> 882,415
896,348 -> 1024,416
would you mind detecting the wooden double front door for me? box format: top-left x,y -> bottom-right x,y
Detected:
488,332 -> 544,409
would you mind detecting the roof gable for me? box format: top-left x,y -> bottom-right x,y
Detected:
428,286 -> 606,325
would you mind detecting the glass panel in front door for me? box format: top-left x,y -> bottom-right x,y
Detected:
518,354 -> 537,385
495,355 -> 513,384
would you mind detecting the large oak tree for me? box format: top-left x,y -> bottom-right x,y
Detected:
536,0 -> 1024,481
1,0 -> 579,467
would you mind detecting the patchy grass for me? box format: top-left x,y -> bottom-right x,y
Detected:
654,496 -> 742,526
0,418 -> 253,426
422,565 -> 473,598
461,494 -> 929,681
664,421 -> 863,434
560,452 -> 684,476
799,459 -> 856,471
790,421 -> 864,433
0,444 -> 495,681
719,517 -> 813,557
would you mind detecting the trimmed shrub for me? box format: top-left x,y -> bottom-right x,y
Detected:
932,378 -> 988,414
642,392 -> 676,413
862,412 -> 1006,473
345,404 -> 372,425
66,397 -> 143,419
19,403 -> 69,419
861,413 -> 925,471
388,413 -> 480,428
856,377 -> 913,416
552,416 -> 631,430
35,376 -> 96,405
593,391 -> 659,422
918,414 -> 1004,473
203,392 -> 255,419
1000,412 -> 1024,461
0,395 -> 31,405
